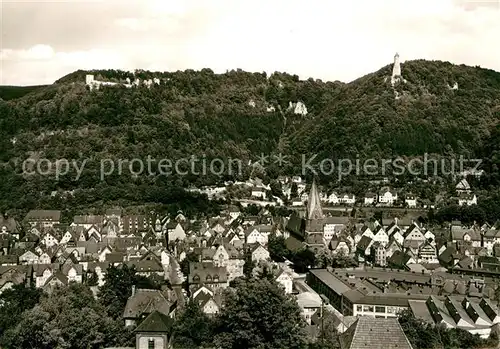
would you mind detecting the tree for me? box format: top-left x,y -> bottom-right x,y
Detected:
243,248 -> 256,278
291,182 -> 298,198
312,309 -> 341,349
87,270 -> 98,286
214,278 -> 307,349
2,283 -> 133,349
268,234 -> 288,262
398,309 -> 442,349
180,251 -> 200,276
315,249 -> 333,268
98,264 -> 160,319
172,300 -> 215,348
0,282 -> 42,343
290,248 -> 316,273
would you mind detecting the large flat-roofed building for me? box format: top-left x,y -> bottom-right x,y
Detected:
306,268 -> 496,320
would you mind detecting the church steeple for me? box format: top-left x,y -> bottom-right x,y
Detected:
306,178 -> 324,220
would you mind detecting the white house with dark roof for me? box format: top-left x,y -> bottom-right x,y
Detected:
364,192 -> 377,205
378,188 -> 398,206
405,194 -> 418,208
372,227 -> 389,247
336,193 -> 355,205
458,193 -> 477,206
327,192 -> 340,204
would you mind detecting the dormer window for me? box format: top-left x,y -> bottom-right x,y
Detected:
193,275 -> 200,282
206,275 -> 212,282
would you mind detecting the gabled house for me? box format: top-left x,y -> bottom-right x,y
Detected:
356,236 -> 373,257
418,241 -> 438,264
250,244 -> 270,262
245,225 -> 272,245
424,229 -> 435,243
38,250 -> 52,264
62,264 -> 83,283
438,246 -> 457,267
43,272 -> 68,293
456,178 -> 471,194
123,287 -> 177,327
41,231 -> 59,248
388,250 -> 415,270
339,317 -> 414,349
133,310 -> 173,349
19,250 -> 40,264
372,242 -> 387,267
276,269 -> 293,294
193,290 -> 221,316
98,246 -> 113,262
35,264 -> 59,288
403,224 -> 426,248
390,228 -> 405,246
329,237 -> 351,256
451,229 -> 481,248
372,227 -> 389,247
166,221 -> 186,243
188,262 -> 228,291
360,226 -> 374,240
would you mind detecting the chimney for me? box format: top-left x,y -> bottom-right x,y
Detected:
131,285 -> 136,297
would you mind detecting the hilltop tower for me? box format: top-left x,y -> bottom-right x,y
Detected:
391,53 -> 402,85
85,74 -> 94,85
307,178 -> 324,220
392,53 -> 401,77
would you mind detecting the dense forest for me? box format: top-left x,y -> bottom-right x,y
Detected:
1,60 -> 500,219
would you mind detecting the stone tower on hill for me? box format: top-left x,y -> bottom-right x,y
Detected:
391,53 -> 402,85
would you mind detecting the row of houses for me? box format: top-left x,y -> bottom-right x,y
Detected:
306,267 -> 500,338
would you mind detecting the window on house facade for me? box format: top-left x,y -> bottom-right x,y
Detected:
375,306 -> 385,313
148,339 -> 155,349
363,306 -> 374,312
356,305 -> 362,312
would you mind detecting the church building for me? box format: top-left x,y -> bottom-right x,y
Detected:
286,179 -> 333,252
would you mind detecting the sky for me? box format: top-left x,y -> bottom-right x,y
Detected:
1,0 -> 499,86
